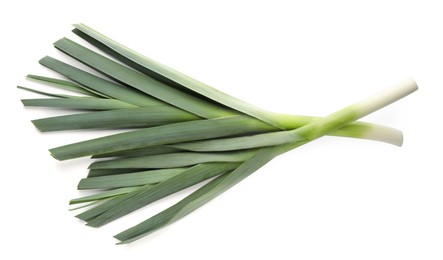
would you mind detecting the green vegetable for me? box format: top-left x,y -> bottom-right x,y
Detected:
78,168 -> 188,189
70,187 -> 140,205
19,23 -> 416,244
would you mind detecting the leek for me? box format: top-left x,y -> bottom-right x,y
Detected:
18,24 -> 417,244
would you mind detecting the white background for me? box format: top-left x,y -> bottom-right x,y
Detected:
1,0 -> 442,259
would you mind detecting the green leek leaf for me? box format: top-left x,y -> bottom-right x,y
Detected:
18,86 -> 79,98
40,56 -> 162,107
91,146 -> 181,159
54,38 -> 235,118
27,74 -> 104,97
88,150 -> 257,169
70,187 -> 140,205
50,115 -> 275,160
78,168 -> 188,189
21,98 -> 138,110
86,162 -> 240,227
73,23 -> 285,129
113,146 -> 281,243
32,106 -> 200,132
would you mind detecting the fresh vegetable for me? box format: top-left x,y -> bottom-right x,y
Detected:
19,23 -> 417,244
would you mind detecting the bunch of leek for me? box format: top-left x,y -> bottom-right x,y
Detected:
19,24 -> 417,244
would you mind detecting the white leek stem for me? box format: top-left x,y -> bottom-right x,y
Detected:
294,78 -> 418,143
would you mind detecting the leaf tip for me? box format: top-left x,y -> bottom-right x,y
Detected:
30,119 -> 45,132
85,221 -> 101,228
26,74 -> 36,80
49,149 -> 64,161
77,179 -> 87,190
38,55 -> 52,65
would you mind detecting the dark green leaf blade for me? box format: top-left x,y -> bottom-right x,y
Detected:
87,168 -> 145,178
53,38 -> 235,119
32,106 -> 200,132
39,56 -> 163,107
76,195 -> 128,222
113,146 -> 285,243
88,150 -> 257,169
70,187 -> 140,205
86,162 -> 239,227
91,146 -> 181,159
172,130 -> 303,152
27,74 -> 104,97
78,168 -> 188,189
18,86 -> 78,98
49,115 -> 276,160
21,98 -> 138,110
73,23 -> 286,129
